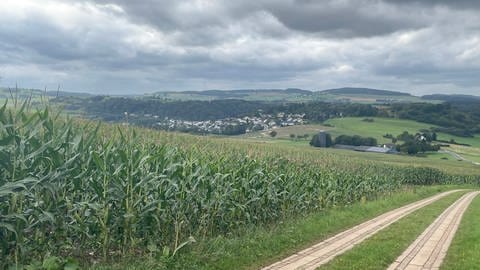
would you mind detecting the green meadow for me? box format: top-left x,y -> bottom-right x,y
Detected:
325,117 -> 480,147
238,116 -> 480,169
2,101 -> 479,269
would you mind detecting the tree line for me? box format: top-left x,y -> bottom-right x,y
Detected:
390,102 -> 480,137
310,131 -> 440,155
53,96 -> 480,138
53,97 -> 380,124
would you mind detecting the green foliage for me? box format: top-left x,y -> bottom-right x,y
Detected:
76,97 -> 268,121
322,192 -> 465,270
334,135 -> 377,146
94,186 -> 465,270
395,131 -> 440,155
53,93 -> 480,140
42,256 -> 61,270
54,97 -> 380,127
309,133 -> 332,147
222,123 -> 247,135
442,196 -> 480,269
273,102 -> 378,122
322,88 -> 411,97
390,102 -> 480,137
0,102 -> 478,268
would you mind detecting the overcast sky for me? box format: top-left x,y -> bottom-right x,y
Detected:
1,0 -> 479,95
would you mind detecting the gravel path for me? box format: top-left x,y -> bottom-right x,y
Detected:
261,190 -> 463,270
388,191 -> 479,270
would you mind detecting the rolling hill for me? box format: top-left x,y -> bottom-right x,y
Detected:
320,87 -> 412,96
421,94 -> 480,102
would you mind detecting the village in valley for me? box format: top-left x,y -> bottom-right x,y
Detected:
127,112 -> 307,135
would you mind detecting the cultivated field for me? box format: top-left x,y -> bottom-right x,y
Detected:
1,102 -> 479,269
324,117 -> 480,147
239,117 -> 480,171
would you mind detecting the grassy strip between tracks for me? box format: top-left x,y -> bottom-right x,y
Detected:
321,190 -> 468,270
91,185 -> 468,270
442,193 -> 480,270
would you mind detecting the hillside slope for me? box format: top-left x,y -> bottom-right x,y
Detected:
320,87 -> 411,96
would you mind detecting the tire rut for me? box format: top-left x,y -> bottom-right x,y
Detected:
388,191 -> 479,270
261,190 -> 463,270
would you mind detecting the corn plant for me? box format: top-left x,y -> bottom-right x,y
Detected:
1,101 -> 478,268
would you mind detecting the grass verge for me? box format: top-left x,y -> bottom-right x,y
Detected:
321,190 -> 468,269
441,194 -> 480,269
90,185 -> 468,270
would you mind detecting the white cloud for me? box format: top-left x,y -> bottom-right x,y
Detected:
0,0 -> 479,95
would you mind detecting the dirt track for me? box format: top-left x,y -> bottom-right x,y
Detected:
388,191 -> 479,270
261,190 -> 463,270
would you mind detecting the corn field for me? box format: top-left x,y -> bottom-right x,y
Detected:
1,101 -> 479,268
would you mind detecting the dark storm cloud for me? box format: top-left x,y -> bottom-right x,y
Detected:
265,0 -> 425,38
0,0 -> 479,95
383,0 -> 480,9
89,0 -> 426,39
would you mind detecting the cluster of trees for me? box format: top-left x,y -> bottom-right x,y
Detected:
309,130 -> 441,156
334,135 -> 377,146
309,133 -> 376,147
309,133 -> 333,147
55,96 -> 270,121
394,131 -> 440,155
146,122 -> 249,135
396,130 -> 437,142
54,97 -> 382,124
271,102 -> 378,122
53,95 -> 480,139
222,124 -> 248,135
390,102 -> 480,137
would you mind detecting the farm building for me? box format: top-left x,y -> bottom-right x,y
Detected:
333,144 -> 398,154
317,130 -> 328,147
354,146 -> 398,154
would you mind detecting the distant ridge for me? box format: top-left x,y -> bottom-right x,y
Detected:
45,91 -> 92,97
178,88 -> 312,96
0,87 -> 92,98
320,87 -> 411,96
421,94 -> 480,102
160,87 -> 414,97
